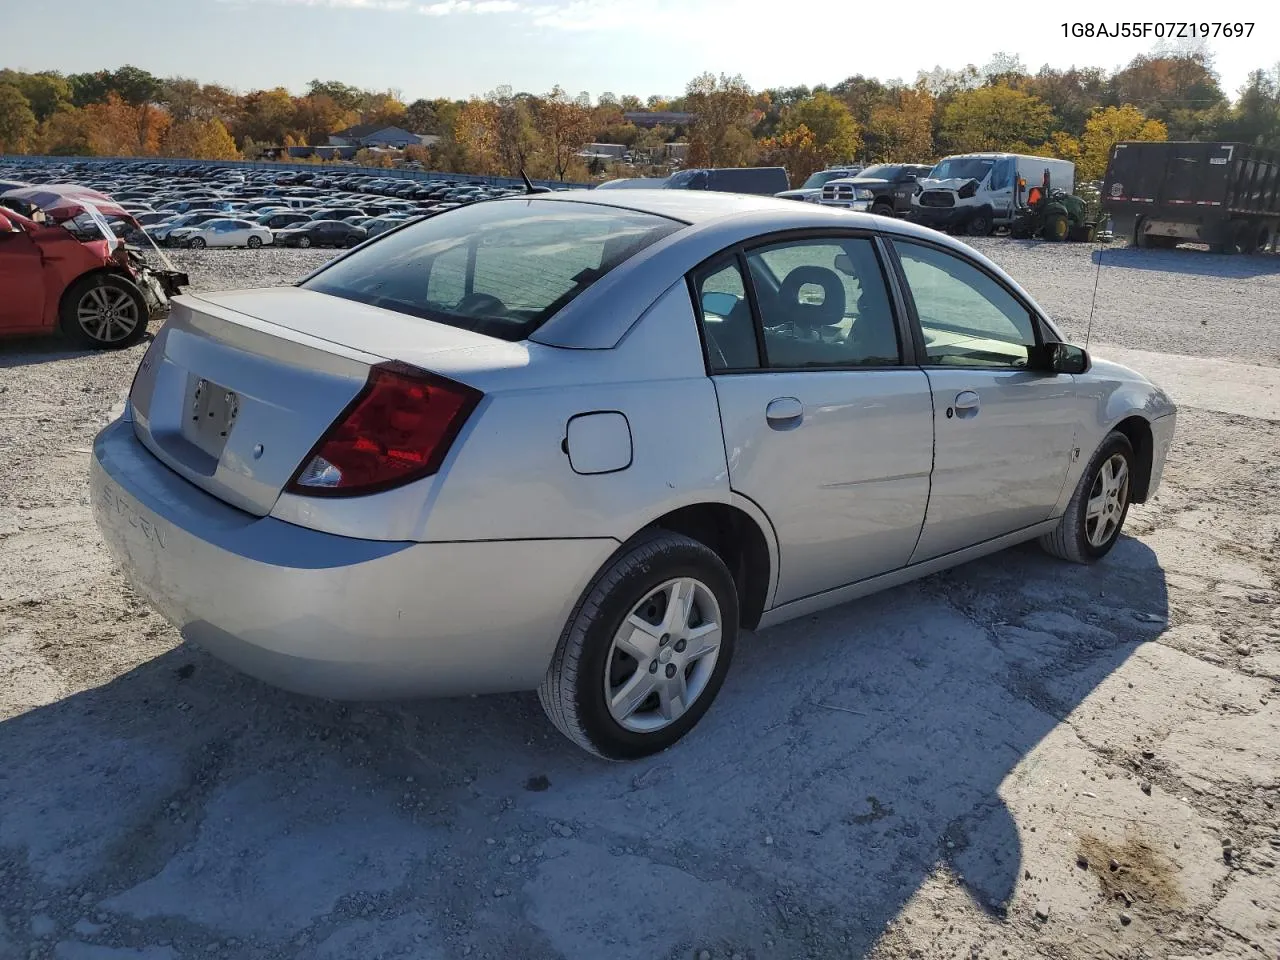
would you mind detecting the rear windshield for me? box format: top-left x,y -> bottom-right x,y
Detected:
303,199 -> 682,341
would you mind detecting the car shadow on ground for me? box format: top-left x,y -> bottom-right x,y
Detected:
0,331 -> 153,369
1091,245 -> 1280,278
0,537 -> 1168,959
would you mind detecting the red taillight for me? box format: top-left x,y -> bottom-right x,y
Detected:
286,361 -> 481,497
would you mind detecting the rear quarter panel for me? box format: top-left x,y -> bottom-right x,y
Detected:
419,281 -> 736,543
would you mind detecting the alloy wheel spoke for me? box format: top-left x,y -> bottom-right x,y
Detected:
1086,493 -> 1106,521
662,578 -> 696,634
617,614 -> 663,662
610,669 -> 657,720
657,672 -> 688,722
682,622 -> 721,661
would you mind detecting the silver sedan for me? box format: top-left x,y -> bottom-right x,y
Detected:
91,191 -> 1176,759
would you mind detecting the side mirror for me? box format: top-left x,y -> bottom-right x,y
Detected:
700,291 -> 740,318
902,175 -> 917,183
1033,341 -> 1090,374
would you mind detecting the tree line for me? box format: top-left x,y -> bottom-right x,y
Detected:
1,49 -> 1277,185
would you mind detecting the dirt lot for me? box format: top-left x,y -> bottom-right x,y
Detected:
1,241 -> 1279,960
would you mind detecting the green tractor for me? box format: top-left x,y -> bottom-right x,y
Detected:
1010,173 -> 1099,242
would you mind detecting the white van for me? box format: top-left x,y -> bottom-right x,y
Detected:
908,153 -> 1075,236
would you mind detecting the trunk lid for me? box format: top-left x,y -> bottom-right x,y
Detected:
128,288 -> 521,516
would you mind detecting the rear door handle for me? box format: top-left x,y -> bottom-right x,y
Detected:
952,390 -> 980,419
765,396 -> 804,429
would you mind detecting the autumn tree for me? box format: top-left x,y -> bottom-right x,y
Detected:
1109,50 -> 1225,138
294,94 -> 358,144
360,92 -> 408,128
781,91 -> 860,166
0,84 -> 38,153
758,125 -> 824,186
404,98 -> 439,134
536,85 -> 593,180
306,79 -> 364,113
82,93 -> 167,156
0,70 -> 72,122
235,88 -> 299,145
1012,66 -> 1108,138
866,84 -> 935,161
684,72 -> 756,167
161,77 -> 237,125
163,118 -> 240,160
39,106 -> 95,155
453,98 -> 501,173
1077,104 -> 1167,180
940,85 -> 1053,153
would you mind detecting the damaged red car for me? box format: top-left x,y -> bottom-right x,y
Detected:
0,185 -> 186,350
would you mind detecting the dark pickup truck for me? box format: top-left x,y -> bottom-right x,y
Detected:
1103,141 -> 1280,254
818,164 -> 934,216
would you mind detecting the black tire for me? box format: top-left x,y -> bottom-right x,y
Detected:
247,235 -> 263,249
187,236 -> 206,249
1044,213 -> 1069,242
298,235 -> 312,248
965,211 -> 993,237
538,531 -> 739,760
1252,227 -> 1273,254
870,202 -> 895,218
58,273 -> 149,350
1039,431 -> 1135,564
1134,221 -> 1150,249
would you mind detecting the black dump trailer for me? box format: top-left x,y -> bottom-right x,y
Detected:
1102,141 -> 1280,253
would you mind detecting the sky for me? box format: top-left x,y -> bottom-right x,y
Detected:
4,0 -> 1276,102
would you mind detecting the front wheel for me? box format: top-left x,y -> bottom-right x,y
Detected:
247,235 -> 263,249
297,235 -> 312,248
1040,431 -> 1135,563
59,274 -> 149,350
870,202 -> 894,218
187,236 -> 206,249
538,532 -> 738,760
965,211 -> 993,237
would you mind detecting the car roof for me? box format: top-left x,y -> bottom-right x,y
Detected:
515,191 -> 1033,350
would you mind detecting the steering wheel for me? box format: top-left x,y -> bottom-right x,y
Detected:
455,292 -> 507,317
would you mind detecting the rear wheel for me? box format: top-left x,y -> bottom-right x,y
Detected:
247,235 -> 263,249
1044,213 -> 1069,242
59,274 -> 148,350
1039,431 -> 1135,564
538,532 -> 738,760
1212,222 -> 1251,255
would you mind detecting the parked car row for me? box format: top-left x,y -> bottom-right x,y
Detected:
0,159 -> 541,252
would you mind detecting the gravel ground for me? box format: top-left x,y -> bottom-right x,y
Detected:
1,242 -> 1278,960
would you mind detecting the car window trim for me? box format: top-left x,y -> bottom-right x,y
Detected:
686,227 -> 918,376
881,234 -> 1050,370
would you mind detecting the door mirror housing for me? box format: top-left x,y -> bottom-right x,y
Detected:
1032,341 -> 1090,375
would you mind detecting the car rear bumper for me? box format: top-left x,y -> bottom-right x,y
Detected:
91,418 -> 617,700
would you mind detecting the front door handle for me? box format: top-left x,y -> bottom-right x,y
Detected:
952,390 -> 980,419
765,396 -> 804,429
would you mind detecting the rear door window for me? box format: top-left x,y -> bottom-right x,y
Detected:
305,199 -> 682,341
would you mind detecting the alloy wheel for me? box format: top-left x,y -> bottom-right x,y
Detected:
1085,453 -> 1130,547
604,577 -> 722,733
76,285 -> 141,344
